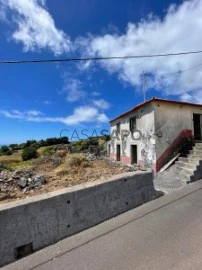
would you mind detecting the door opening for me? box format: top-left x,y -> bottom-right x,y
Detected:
193,114 -> 201,140
131,145 -> 137,164
116,145 -> 121,161
108,144 -> 111,157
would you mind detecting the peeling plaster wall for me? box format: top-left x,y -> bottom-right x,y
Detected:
110,103 -> 156,169
153,102 -> 202,159
109,100 -> 202,171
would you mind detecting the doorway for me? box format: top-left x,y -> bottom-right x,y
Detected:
108,144 -> 111,157
131,145 -> 137,164
193,114 -> 201,140
116,145 -> 121,161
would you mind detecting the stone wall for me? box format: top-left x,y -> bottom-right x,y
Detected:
0,171 -> 157,267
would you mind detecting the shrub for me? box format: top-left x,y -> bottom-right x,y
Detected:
80,160 -> 92,168
22,146 -> 38,161
0,145 -> 12,156
56,150 -> 67,158
0,162 -> 10,171
40,146 -> 55,157
66,154 -> 87,167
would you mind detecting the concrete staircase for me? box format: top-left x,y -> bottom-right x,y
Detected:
175,142 -> 202,184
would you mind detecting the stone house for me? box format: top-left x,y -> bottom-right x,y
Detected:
109,97 -> 202,172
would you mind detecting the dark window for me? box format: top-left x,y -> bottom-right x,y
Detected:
131,145 -> 137,164
116,144 -> 121,161
193,114 -> 201,140
130,117 -> 136,132
116,122 -> 120,134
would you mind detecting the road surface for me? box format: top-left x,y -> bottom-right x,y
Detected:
4,180 -> 202,270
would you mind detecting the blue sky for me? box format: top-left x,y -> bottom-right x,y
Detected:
0,0 -> 201,144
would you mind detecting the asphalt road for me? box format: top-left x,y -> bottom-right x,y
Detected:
4,181 -> 202,270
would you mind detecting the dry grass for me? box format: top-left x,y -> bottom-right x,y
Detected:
0,151 -> 33,170
55,150 -> 67,158
66,154 -> 87,167
0,153 -> 128,203
0,152 -> 22,163
54,154 -> 91,177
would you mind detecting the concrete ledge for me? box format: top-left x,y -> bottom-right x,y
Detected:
3,180 -> 202,270
0,171 -> 156,267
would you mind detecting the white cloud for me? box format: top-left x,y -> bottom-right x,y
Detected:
1,110 -> 42,119
96,113 -> 109,122
0,106 -> 109,125
79,0 -> 202,102
92,91 -> 101,97
93,99 -> 110,110
180,89 -> 202,104
0,0 -> 70,55
27,110 -> 42,116
63,78 -> 86,102
63,106 -> 109,125
0,6 -> 7,22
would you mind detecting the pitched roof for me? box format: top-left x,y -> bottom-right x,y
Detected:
109,97 -> 202,123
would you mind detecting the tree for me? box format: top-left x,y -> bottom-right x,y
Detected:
22,146 -> 38,161
58,136 -> 69,144
9,144 -> 18,151
0,145 -> 12,155
24,140 -> 37,148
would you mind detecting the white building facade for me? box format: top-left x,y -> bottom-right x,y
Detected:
109,98 -> 202,172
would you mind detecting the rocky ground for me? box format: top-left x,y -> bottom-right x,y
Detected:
0,153 -> 145,204
1,149 -> 183,203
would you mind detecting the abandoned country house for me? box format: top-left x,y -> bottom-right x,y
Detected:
108,97 -> 202,172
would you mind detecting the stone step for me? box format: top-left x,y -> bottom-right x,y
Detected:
188,153 -> 202,159
194,143 -> 202,148
188,158 -> 201,164
178,156 -> 201,164
175,164 -> 194,173
175,161 -> 197,170
190,149 -> 202,155
178,169 -> 192,182
178,157 -> 189,163
194,146 -> 202,151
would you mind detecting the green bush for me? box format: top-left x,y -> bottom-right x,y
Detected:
22,146 -> 38,161
40,146 -> 55,157
0,145 -> 12,156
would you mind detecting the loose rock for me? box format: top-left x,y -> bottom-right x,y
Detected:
18,177 -> 27,188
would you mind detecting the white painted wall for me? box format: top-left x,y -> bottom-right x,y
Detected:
153,102 -> 202,158
110,103 -> 156,168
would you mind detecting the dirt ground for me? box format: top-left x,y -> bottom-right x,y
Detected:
36,159 -> 127,192
0,155 -> 128,203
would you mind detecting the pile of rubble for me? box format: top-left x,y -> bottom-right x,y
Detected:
0,169 -> 46,201
32,157 -> 62,171
84,153 -> 98,161
14,169 -> 46,189
101,156 -> 148,172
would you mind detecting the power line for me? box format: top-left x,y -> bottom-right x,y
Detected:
161,62 -> 202,76
1,50 -> 202,64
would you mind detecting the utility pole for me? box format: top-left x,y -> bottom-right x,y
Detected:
141,71 -> 146,102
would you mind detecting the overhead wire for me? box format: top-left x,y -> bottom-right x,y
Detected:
0,50 -> 202,64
